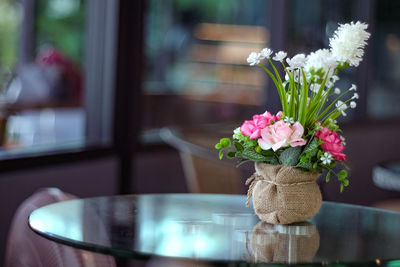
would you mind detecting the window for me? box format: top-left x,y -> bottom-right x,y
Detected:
0,0 -> 118,159
369,0 -> 400,118
143,0 -> 271,130
143,0 -> 400,130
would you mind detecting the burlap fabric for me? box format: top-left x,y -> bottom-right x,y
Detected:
247,221 -> 320,264
246,162 -> 322,225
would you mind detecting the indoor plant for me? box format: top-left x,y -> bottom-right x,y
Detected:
215,21 -> 370,224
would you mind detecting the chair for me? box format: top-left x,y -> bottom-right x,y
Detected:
5,188 -> 116,267
161,126 -> 250,194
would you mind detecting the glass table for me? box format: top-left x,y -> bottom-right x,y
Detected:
29,194 -> 400,266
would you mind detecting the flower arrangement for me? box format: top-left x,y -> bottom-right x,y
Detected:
215,21 -> 370,192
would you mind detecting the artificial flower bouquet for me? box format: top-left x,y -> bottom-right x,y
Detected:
215,21 -> 370,224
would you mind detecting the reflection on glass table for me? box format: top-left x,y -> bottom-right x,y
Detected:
29,194 -> 400,265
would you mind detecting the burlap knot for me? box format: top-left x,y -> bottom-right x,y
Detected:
245,173 -> 315,208
246,162 -> 322,225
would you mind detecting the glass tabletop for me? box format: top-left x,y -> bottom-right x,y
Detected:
29,194 -> 400,265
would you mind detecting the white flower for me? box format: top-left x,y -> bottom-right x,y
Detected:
334,88 -> 341,94
315,121 -> 323,130
336,100 -> 348,116
283,116 -> 294,124
340,135 -> 346,145
352,92 -> 359,99
349,84 -> 357,91
350,101 -> 357,108
247,52 -> 261,66
328,75 -> 340,88
329,21 -> 371,67
286,54 -> 307,70
285,68 -> 306,84
259,48 -> 273,60
331,75 -> 340,82
305,49 -> 338,77
310,84 -> 320,93
313,74 -> 320,82
272,51 -> 287,62
320,152 -> 333,165
329,118 -> 337,126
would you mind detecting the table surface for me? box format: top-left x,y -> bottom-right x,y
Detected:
29,194 -> 400,265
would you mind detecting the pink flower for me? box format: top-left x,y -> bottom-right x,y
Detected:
257,121 -> 307,151
240,111 -> 284,140
240,115 -> 267,139
315,127 -> 347,161
262,111 -> 282,124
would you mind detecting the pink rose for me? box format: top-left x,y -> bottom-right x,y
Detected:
258,121 -> 307,151
315,127 -> 347,161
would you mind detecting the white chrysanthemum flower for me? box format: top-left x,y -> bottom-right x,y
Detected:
331,75 -> 340,82
272,51 -> 287,62
320,152 -> 333,165
352,92 -> 359,99
260,48 -> 273,59
305,49 -> 338,77
329,21 -> 371,67
336,100 -> 348,116
334,88 -> 341,94
286,54 -> 307,70
350,101 -> 357,108
349,84 -> 357,91
247,52 -> 261,66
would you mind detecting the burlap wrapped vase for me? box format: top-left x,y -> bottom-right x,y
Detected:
246,162 -> 322,225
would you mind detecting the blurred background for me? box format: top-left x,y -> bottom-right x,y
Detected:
0,0 -> 400,264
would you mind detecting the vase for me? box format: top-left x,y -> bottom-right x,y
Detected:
246,162 -> 322,225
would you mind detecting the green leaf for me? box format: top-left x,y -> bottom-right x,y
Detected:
298,69 -> 309,125
215,143 -> 222,149
220,138 -> 231,148
219,150 -> 224,160
233,141 -> 244,152
297,161 -> 313,170
338,170 -> 347,181
255,146 -> 262,153
343,179 -> 349,186
241,147 -> 274,162
326,171 -> 331,182
227,151 -> 236,158
303,138 -> 319,154
261,149 -> 275,157
340,183 -> 344,193
279,146 -> 302,166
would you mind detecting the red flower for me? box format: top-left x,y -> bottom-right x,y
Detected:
315,127 -> 347,161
